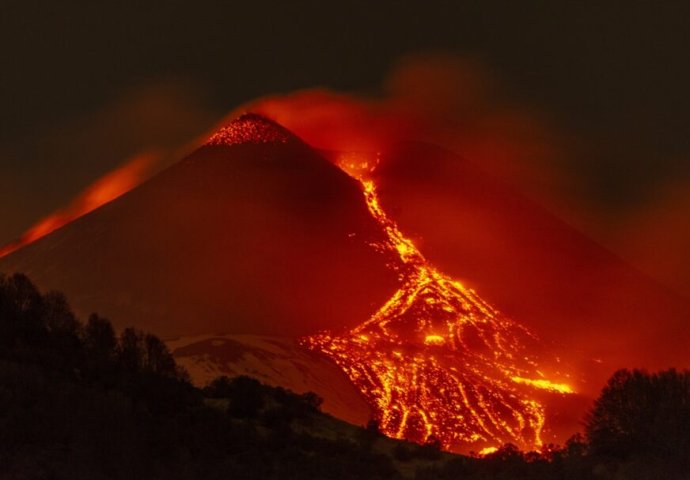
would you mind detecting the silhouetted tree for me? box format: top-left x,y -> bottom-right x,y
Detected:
419,435 -> 442,460
299,391 -> 323,412
366,418 -> 381,434
41,291 -> 82,366
143,333 -> 178,377
586,368 -> 690,464
84,313 -> 116,358
42,291 -> 79,336
0,273 -> 45,345
117,327 -> 145,373
0,273 -> 42,317
356,418 -> 382,450
226,375 -> 266,418
204,375 -> 234,397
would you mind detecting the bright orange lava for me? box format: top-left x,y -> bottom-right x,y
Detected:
302,153 -> 573,452
0,151 -> 159,258
206,114 -> 292,146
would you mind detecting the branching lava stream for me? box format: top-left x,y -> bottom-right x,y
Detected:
302,153 -> 572,452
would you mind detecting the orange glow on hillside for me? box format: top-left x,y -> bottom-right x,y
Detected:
0,151 -> 160,258
302,153 -> 573,452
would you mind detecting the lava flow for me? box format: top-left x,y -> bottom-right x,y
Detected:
0,151 -> 161,258
302,153 -> 573,452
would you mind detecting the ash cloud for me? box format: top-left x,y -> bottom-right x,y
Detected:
235,54 -> 572,210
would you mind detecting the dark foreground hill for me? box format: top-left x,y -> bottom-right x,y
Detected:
0,273 -> 419,480
3,274 -> 690,480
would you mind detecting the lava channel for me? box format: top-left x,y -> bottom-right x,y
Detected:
302,152 -> 573,452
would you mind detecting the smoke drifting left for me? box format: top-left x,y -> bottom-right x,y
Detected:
234,54 -> 569,207
229,55 -> 690,305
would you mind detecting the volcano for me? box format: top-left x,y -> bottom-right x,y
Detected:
1,114 -> 688,452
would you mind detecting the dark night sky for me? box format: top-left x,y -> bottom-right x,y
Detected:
1,1 -> 690,296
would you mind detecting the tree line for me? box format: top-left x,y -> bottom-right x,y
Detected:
1,272 -> 689,479
0,273 -> 399,479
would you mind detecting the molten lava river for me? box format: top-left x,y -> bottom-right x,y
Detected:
302,153 -> 573,453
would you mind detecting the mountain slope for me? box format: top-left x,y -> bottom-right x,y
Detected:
0,115 -> 397,337
372,142 -> 690,393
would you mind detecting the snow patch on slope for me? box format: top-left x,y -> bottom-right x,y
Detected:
167,334 -> 372,426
